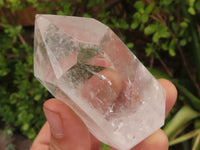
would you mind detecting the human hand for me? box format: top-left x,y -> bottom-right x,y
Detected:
30,78 -> 177,150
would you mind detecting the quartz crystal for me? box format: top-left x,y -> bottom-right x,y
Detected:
34,14 -> 166,150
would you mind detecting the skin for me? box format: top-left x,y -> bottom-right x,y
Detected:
81,68 -> 122,112
30,71 -> 177,150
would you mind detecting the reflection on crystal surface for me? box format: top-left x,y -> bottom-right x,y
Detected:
34,14 -> 166,150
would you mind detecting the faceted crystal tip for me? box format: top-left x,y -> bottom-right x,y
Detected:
34,14 -> 166,150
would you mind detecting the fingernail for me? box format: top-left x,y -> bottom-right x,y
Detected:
44,107 -> 64,138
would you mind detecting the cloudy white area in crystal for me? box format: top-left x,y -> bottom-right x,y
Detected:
34,14 -> 166,150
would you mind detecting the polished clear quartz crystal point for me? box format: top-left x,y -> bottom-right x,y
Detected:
34,14 -> 166,150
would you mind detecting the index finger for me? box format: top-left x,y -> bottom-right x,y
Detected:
158,79 -> 177,117
30,122 -> 50,150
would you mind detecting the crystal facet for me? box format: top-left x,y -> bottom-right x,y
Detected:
34,14 -> 166,150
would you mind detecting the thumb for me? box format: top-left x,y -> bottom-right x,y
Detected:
43,99 -> 91,150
